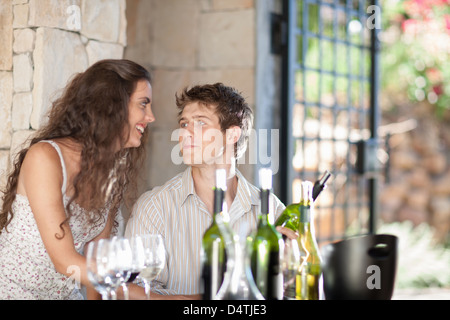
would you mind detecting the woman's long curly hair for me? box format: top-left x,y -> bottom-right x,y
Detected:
0,59 -> 151,237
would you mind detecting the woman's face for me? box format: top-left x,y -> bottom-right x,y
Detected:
124,80 -> 155,148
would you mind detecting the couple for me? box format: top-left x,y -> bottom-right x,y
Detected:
0,59 -> 293,300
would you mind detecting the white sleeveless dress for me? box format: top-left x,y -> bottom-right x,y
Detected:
0,140 -> 109,300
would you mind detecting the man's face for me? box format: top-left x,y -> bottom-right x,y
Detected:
178,102 -> 229,166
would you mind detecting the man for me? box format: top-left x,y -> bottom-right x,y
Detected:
125,83 -> 291,299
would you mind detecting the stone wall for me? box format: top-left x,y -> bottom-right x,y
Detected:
379,103 -> 450,243
0,0 -> 127,193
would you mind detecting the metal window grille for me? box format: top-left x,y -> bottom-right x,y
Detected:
276,0 -> 381,245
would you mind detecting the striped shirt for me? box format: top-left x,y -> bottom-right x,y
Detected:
125,167 -> 285,295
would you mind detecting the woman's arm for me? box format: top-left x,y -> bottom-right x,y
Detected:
20,143 -> 97,289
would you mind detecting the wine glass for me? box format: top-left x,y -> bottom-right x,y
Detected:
121,235 -> 146,300
281,238 -> 302,300
86,238 -> 124,300
139,234 -> 166,300
110,237 -> 133,299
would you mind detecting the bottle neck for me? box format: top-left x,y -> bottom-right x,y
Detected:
298,203 -> 322,262
259,189 -> 270,225
213,188 -> 225,221
299,204 -> 315,234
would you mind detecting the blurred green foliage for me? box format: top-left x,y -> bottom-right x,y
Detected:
378,221 -> 450,289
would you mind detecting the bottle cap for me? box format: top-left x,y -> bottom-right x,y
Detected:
259,168 -> 273,190
215,169 -> 227,191
301,180 -> 313,200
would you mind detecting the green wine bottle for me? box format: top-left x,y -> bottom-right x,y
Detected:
250,168 -> 284,300
275,171 -> 331,232
201,169 -> 228,300
274,177 -> 312,232
295,181 -> 323,300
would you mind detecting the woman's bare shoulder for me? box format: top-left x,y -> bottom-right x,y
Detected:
26,141 -> 60,160
22,142 -> 63,174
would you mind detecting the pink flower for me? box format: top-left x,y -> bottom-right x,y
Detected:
404,0 -> 432,18
426,68 -> 442,83
445,15 -> 450,32
433,84 -> 443,96
402,19 -> 419,35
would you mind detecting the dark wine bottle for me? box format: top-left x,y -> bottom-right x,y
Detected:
249,168 -> 283,300
200,169 -> 228,300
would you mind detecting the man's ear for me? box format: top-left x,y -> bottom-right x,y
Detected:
226,126 -> 242,144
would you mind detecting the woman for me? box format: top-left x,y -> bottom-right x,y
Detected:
0,59 -> 155,299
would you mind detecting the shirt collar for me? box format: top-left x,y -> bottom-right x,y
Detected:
179,166 -> 259,210
235,169 -> 259,212
180,166 -> 196,206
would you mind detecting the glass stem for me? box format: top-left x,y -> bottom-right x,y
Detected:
122,283 -> 130,300
110,288 -> 117,300
144,281 -> 151,300
102,288 -> 112,300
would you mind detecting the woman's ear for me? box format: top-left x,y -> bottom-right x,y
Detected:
226,126 -> 242,144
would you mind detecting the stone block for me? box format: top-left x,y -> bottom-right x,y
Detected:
150,69 -> 191,131
0,1 -> 13,70
12,4 -> 28,29
398,206 -> 428,226
201,0 -> 254,11
13,28 -> 36,53
212,0 -> 254,10
10,130 -> 35,167
147,129 -> 187,189
13,53 -> 33,92
0,150 -> 10,203
152,0 -> 200,68
430,196 -> 450,242
0,72 -> 13,148
190,68 -> 255,105
124,0 -> 154,65
81,0 -> 122,43
407,167 -> 431,188
86,40 -> 124,66
433,170 -> 450,196
0,149 -> 10,178
31,27 -> 88,129
199,9 -> 255,68
406,189 -> 429,211
12,92 -> 32,130
118,0 -> 127,46
391,151 -> 417,170
423,152 -> 446,175
28,0 -> 81,30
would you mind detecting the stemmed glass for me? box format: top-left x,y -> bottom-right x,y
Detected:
86,237 -> 132,300
111,237 -> 133,299
139,234 -> 166,300
121,235 -> 146,300
86,239 -> 120,300
281,238 -> 302,300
